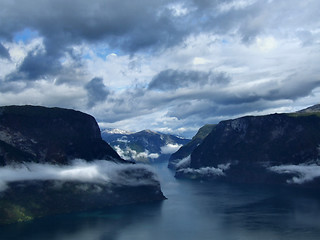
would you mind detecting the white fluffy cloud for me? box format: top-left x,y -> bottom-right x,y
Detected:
177,164 -> 231,177
269,164 -> 320,184
114,145 -> 159,162
175,155 -> 191,169
0,159 -> 159,192
161,143 -> 183,154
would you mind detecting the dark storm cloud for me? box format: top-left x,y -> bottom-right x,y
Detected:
148,69 -> 230,91
263,75 -> 320,101
4,51 -> 62,81
191,0 -> 320,44
85,77 -> 110,108
0,0 -> 190,80
0,0 -> 279,59
1,0 -> 320,137
189,0 -> 265,43
0,0 -> 187,52
0,43 -> 10,59
19,51 -> 61,80
121,72 -> 320,123
0,81 -> 26,93
1,0 -> 313,81
1,0 -> 319,81
166,99 -> 282,121
166,101 -> 216,120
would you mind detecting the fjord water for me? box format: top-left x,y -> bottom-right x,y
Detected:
2,162 -> 320,240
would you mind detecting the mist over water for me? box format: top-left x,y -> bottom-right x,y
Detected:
0,160 -> 159,192
2,162 -> 320,240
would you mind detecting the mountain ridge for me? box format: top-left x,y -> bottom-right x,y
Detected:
102,128 -> 190,163
168,124 -> 216,169
0,105 -> 124,165
175,104 -> 320,187
296,103 -> 320,114
0,105 -> 165,224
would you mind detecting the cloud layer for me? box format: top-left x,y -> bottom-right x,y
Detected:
0,0 -> 320,136
269,164 -> 320,184
161,143 -> 183,155
113,145 -> 160,162
0,159 -> 159,192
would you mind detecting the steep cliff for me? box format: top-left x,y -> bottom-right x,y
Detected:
176,105 -> 320,186
168,124 -> 216,169
0,105 -> 123,165
0,106 -> 165,224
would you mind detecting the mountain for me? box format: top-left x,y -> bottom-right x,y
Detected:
296,103 -> 320,114
0,105 -> 123,165
0,106 -> 165,224
168,124 -> 216,169
175,104 -> 320,188
101,129 -> 190,163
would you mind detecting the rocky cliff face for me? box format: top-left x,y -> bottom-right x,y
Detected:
168,124 -> 216,169
0,105 -> 123,165
0,106 -> 165,224
176,106 -> 320,187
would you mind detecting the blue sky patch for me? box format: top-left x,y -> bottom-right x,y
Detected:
13,28 -> 39,43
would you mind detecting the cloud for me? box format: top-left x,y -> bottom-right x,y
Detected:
149,153 -> 160,159
175,155 -> 191,169
161,143 -> 183,154
0,159 -> 159,192
0,43 -> 10,59
0,81 -> 26,94
85,77 -> 110,108
0,0 -> 320,138
0,0 -> 189,54
148,69 -> 230,91
113,145 -> 159,162
177,165 -> 228,177
7,51 -> 62,81
176,162 -> 231,177
269,164 -> 320,184
0,80 -> 88,110
1,0 -> 319,61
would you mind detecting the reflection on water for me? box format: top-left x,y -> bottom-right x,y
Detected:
2,162 -> 320,240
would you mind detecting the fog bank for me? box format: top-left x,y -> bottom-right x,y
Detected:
0,159 -> 159,192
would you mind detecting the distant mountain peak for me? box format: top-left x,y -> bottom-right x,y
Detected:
297,104 -> 320,114
102,128 -> 133,135
139,129 -> 159,134
101,129 -> 190,163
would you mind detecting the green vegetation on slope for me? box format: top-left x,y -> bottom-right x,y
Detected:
168,124 -> 216,169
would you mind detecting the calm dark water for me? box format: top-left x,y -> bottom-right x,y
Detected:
2,162 -> 320,240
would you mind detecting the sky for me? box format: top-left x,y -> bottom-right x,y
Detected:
0,0 -> 319,138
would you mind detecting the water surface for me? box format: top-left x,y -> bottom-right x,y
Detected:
2,162 -> 320,240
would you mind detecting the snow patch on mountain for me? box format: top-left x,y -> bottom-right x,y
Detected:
102,128 -> 133,135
